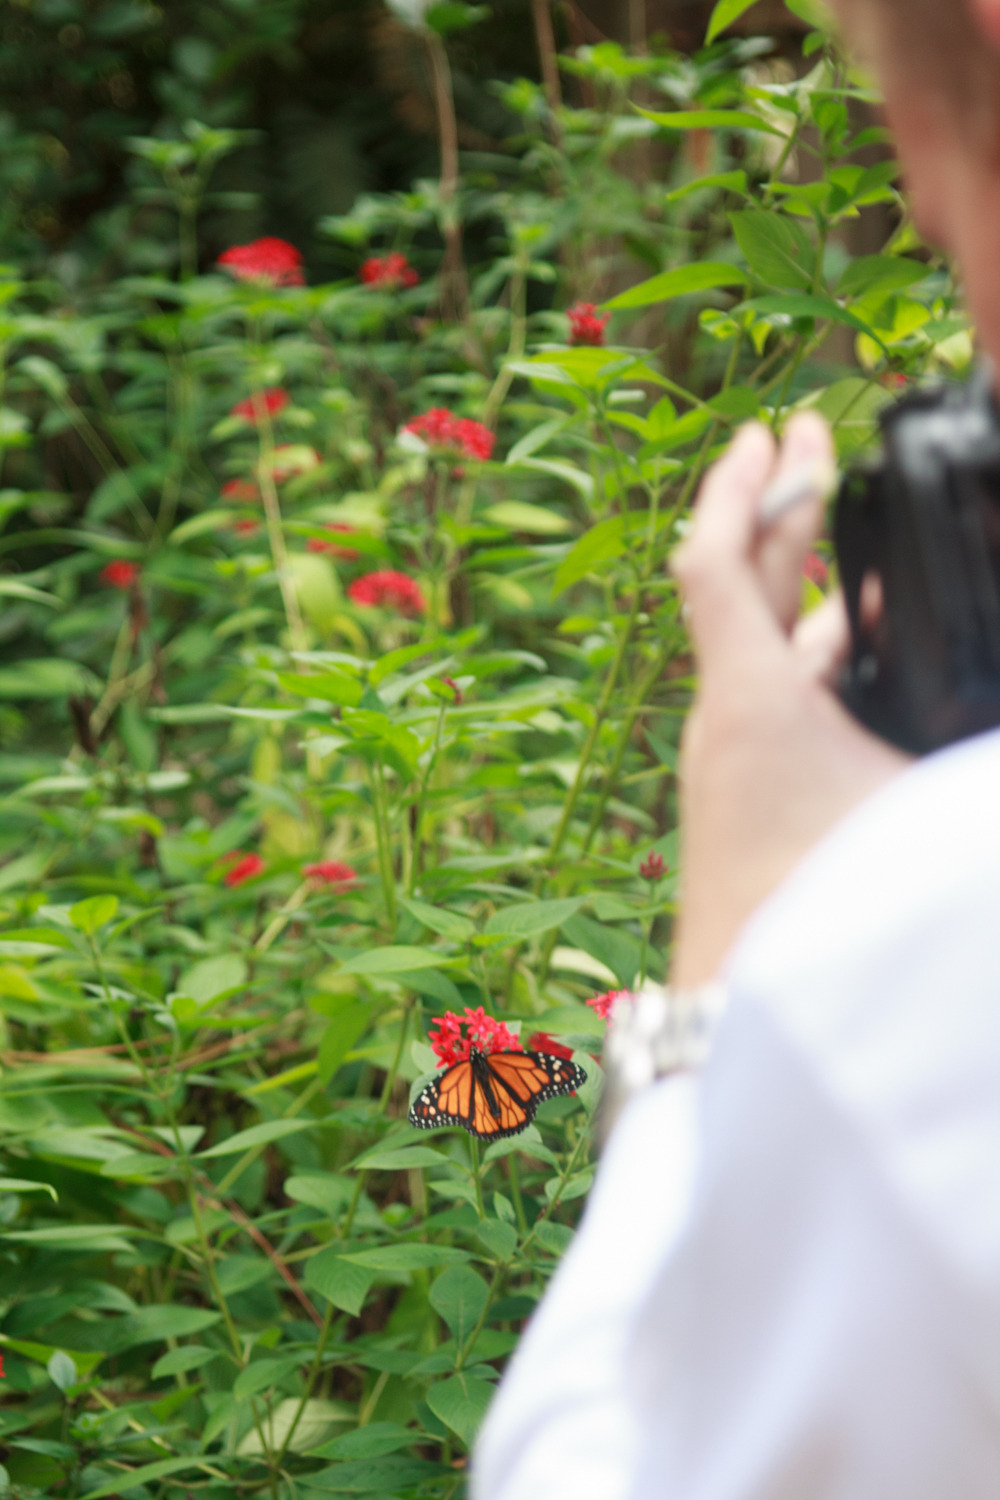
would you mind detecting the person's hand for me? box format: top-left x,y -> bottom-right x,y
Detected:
670,413 -> 911,986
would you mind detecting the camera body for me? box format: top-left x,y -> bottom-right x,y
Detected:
834,364 -> 1000,754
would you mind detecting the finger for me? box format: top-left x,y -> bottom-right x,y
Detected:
754,411 -> 834,631
672,423 -> 786,665
792,591 -> 850,685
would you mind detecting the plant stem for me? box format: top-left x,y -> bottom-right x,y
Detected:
253,389 -> 308,657
425,30 -> 468,324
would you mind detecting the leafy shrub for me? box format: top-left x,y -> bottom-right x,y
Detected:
0,3 -> 971,1496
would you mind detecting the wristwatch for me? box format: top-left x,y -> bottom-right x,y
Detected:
597,980 -> 728,1148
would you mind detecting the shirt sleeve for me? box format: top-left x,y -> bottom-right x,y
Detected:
471,1073 -> 702,1500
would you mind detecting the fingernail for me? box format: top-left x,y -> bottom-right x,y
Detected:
758,460 -> 837,530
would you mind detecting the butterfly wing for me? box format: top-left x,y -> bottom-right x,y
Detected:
409,1059 -> 477,1132
409,1049 -> 589,1142
486,1050 -> 588,1128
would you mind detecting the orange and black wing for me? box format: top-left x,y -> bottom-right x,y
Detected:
485,1050 -> 588,1134
410,1050 -> 589,1142
409,1059 -> 478,1134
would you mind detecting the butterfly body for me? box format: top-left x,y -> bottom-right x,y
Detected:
409,1046 -> 588,1142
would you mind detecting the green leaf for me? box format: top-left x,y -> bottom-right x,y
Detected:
312,1422 -> 423,1461
102,1305 -> 222,1353
318,1003 -> 372,1084
476,1218 -> 518,1261
69,895 -> 118,936
354,1145 -> 446,1171
666,169 -> 748,203
151,1345 -> 217,1378
706,0 -> 762,42
553,516 -> 625,594
47,1350 -> 78,1392
604,261 -> 748,311
340,1244 -> 471,1272
483,501 -> 571,535
730,209 -> 816,291
741,293 -> 878,340
0,852 -> 47,893
430,1264 -> 490,1344
399,899 -> 474,942
561,913 -> 642,988
483,897 -> 583,940
233,1355 -> 303,1400
785,0 -> 834,28
80,1457 -> 209,1499
336,945 -> 453,976
426,1372 -> 495,1448
304,1250 -> 376,1315
278,671 -> 364,707
637,105 -> 783,136
836,255 -> 927,299
0,1178 -> 58,1201
196,1118 -> 322,1158
176,954 -> 247,1004
2,1225 -> 136,1252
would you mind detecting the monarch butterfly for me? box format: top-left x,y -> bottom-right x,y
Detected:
409,1046 -> 588,1142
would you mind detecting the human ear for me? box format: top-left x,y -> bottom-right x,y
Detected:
966,0 -> 1000,49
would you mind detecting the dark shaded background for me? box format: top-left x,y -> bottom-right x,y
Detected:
0,0 -> 806,277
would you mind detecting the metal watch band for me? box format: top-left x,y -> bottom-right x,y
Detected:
597,980 -> 728,1148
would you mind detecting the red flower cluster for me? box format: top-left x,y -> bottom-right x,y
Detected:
348,570 -> 425,615
527,1031 -> 574,1060
230,388 -> 289,423
429,1006 -> 524,1067
221,479 -> 260,504
587,988 -> 632,1022
567,302 -> 611,347
222,852 -> 266,888
102,560 -> 139,590
303,860 -> 358,886
232,519 -> 259,536
402,408 -> 495,463
360,252 -> 419,290
217,237 -> 305,287
803,552 -> 830,588
640,851 -> 666,882
306,523 -> 359,560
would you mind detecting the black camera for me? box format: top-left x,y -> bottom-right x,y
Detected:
834,363 -> 1000,754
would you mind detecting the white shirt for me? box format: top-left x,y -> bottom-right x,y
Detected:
473,728 -> 1000,1500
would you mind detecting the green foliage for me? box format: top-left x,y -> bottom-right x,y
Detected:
0,10 -> 972,1500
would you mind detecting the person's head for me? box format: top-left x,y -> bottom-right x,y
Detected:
830,0 -> 1000,363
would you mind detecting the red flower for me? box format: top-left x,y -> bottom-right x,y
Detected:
0,1353 -> 5,1379
218,237 -> 305,287
803,553 -> 829,588
348,570 -> 425,615
303,860 -> 358,886
306,523 -> 359,560
402,408 -> 495,463
102,560 -> 139,590
232,519 -> 258,536
440,675 -> 463,704
527,1031 -> 574,1060
639,851 -> 666,882
222,852 -> 266,888
221,479 -> 260,504
429,1006 -> 524,1068
567,302 -> 610,347
360,252 -> 419,290
586,988 -> 632,1022
230,388 -> 289,423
